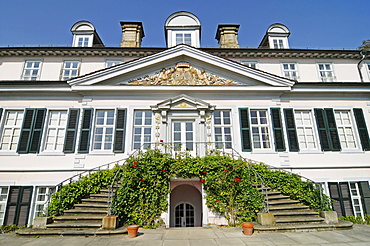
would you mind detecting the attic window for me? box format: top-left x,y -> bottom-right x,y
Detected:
176,33 -> 192,45
273,39 -> 284,49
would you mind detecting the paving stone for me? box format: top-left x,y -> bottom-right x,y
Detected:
313,230 -> 361,243
163,239 -> 190,246
134,239 -> 162,246
283,232 -> 330,245
215,238 -> 246,245
189,239 -> 218,246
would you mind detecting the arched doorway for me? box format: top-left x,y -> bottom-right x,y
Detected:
170,183 -> 202,227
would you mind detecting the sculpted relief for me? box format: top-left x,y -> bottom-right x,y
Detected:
127,62 -> 240,86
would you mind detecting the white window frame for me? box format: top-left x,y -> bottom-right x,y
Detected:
105,59 -> 123,68
32,187 -> 54,219
0,186 -> 9,225
41,110 -> 68,153
281,62 -> 299,80
366,62 -> 370,81
249,109 -> 272,151
213,110 -> 233,149
317,62 -> 335,82
132,110 -> 153,150
172,31 -> 194,47
241,61 -> 258,69
22,60 -> 42,80
60,60 -> 80,80
294,110 -> 320,152
72,35 -> 93,47
0,110 -> 24,152
349,182 -> 364,218
334,110 -> 360,151
91,109 -> 116,152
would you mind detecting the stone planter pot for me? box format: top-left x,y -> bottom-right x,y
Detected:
127,224 -> 140,238
241,222 -> 254,236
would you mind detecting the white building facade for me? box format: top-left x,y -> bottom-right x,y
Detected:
0,12 -> 369,227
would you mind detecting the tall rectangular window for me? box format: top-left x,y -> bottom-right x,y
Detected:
0,187 -> 9,225
92,110 -> 115,151
176,33 -> 192,45
0,110 -> 24,151
250,110 -> 271,149
133,111 -> 152,149
33,187 -> 54,219
294,110 -> 318,150
318,63 -> 335,82
282,63 -> 298,80
22,61 -> 41,80
61,61 -> 80,80
334,110 -> 357,149
43,110 -> 68,152
214,110 -> 232,149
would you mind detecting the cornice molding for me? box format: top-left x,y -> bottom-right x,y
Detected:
0,47 -> 366,60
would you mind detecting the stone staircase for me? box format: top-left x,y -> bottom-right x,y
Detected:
254,187 -> 353,232
17,188 -> 127,237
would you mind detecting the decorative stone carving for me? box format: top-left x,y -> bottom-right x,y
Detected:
128,63 -> 241,86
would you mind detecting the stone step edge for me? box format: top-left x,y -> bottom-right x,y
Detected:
16,227 -> 128,237
254,220 -> 353,232
47,223 -> 102,228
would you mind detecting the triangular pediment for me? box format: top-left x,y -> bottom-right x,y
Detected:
151,94 -> 215,111
68,45 -> 294,88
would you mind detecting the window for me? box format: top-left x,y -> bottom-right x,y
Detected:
282,63 -> 298,80
250,110 -> 271,149
318,63 -> 335,82
22,60 -> 41,80
33,187 -> 54,219
176,33 -> 192,45
294,110 -> 318,150
349,183 -> 364,217
92,110 -> 115,151
0,187 -> 9,225
334,110 -> 357,150
0,110 -> 24,151
43,111 -> 68,152
133,111 -> 152,149
273,39 -> 284,49
241,61 -> 257,69
77,37 -> 90,47
106,59 -> 123,68
61,61 -> 80,80
214,110 -> 232,149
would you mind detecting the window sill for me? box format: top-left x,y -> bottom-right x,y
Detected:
251,150 -> 277,154
339,149 -> 364,154
38,152 -> 66,156
0,152 -> 19,156
298,150 -> 323,154
88,151 -> 115,156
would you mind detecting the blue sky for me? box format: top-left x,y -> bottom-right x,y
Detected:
0,0 -> 369,49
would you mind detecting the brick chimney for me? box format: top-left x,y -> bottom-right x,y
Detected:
215,24 -> 240,48
120,22 -> 145,47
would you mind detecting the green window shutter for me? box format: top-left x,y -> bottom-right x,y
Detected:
283,109 -> 299,151
353,108 -> 370,151
314,108 -> 331,151
17,109 -> 35,153
4,186 -> 33,226
324,108 -> 341,151
239,108 -> 252,151
114,109 -> 126,153
358,181 -> 370,214
63,109 -> 80,153
28,109 -> 46,153
328,182 -> 354,217
271,108 -> 285,152
78,108 -> 93,153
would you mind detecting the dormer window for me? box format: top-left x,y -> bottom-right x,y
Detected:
165,11 -> 201,48
70,21 -> 104,47
259,23 -> 290,49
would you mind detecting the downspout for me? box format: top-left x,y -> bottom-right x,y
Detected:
357,50 -> 367,82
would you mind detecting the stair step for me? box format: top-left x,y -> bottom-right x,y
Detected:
74,203 -> 108,209
90,194 -> 109,198
267,200 -> 300,205
64,209 -> 107,215
81,198 -> 108,203
271,211 -> 319,216
16,227 -> 128,237
53,215 -> 104,223
275,216 -> 325,223
268,205 -> 310,211
266,195 -> 290,200
254,223 -> 336,232
265,191 -> 282,196
47,223 -> 102,229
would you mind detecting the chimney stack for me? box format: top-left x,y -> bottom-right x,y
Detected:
215,24 -> 240,48
120,22 -> 144,47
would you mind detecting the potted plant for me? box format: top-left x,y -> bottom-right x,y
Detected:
241,222 -> 254,236
127,224 -> 140,238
